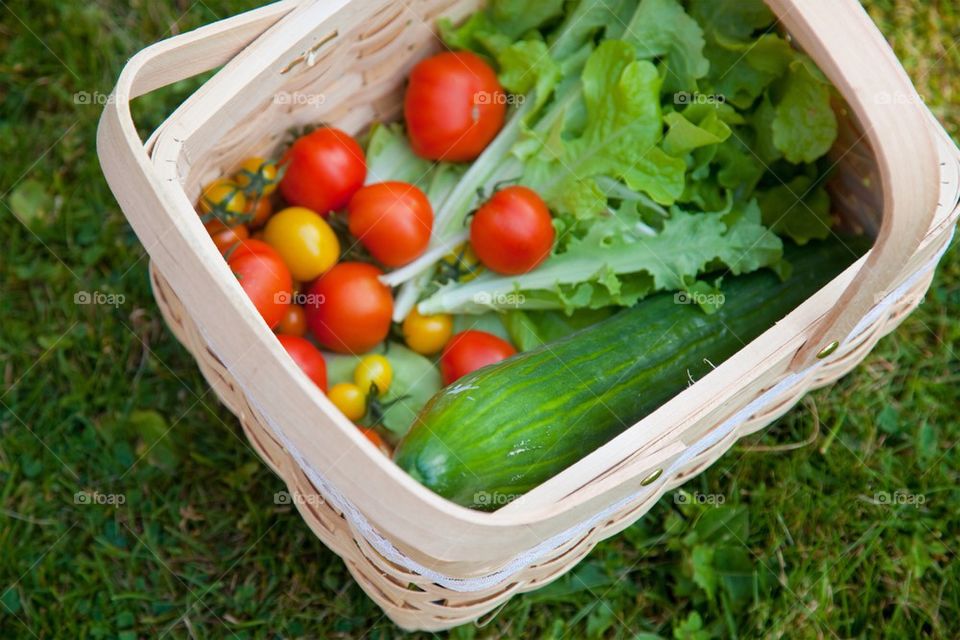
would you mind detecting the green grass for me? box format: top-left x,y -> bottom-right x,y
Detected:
1,1 -> 959,638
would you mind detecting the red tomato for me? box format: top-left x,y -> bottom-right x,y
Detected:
279,128 -> 366,215
470,186 -> 555,275
305,262 -> 393,354
223,238 -> 276,262
277,304 -> 308,338
227,245 -> 293,329
348,181 -> 434,267
247,197 -> 273,228
405,51 -> 507,162
277,334 -> 328,392
211,224 -> 249,254
440,330 -> 516,385
359,427 -> 391,454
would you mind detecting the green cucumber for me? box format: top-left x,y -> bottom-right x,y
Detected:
394,239 -> 867,509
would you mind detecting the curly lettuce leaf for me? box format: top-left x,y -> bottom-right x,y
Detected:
418,201 -> 782,315
772,58 -> 839,164
689,0 -> 791,110
364,123 -> 433,186
624,0 -> 710,94
524,40 -> 685,216
718,199 -> 785,274
364,123 -> 465,208
715,134 -> 766,194
439,0 -> 564,52
757,174 -> 834,245
689,0 -> 775,42
549,0 -> 634,59
663,109 -> 732,156
488,0 -> 566,39
496,39 -> 562,110
438,12 -> 494,53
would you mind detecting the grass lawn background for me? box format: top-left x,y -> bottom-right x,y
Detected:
1,1 -> 958,638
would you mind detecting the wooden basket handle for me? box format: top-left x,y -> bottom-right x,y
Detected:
98,1 -> 298,148
769,0 -> 941,367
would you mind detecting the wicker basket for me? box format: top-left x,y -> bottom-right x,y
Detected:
97,0 -> 960,631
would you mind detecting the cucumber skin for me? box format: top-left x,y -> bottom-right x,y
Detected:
394,240 -> 866,510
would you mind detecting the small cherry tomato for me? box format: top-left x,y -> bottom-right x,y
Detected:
439,243 -> 484,283
280,128 -> 366,215
354,354 -> 393,396
246,196 -> 274,229
359,427 -> 391,454
440,330 -> 516,385
348,182 -> 434,267
200,178 -> 247,222
211,223 -> 249,254
405,51 -> 507,162
235,156 -> 279,198
227,245 -> 293,329
328,383 -> 366,421
277,304 -> 308,337
305,262 -> 393,354
277,334 -> 327,392
470,186 -> 555,275
402,309 -> 453,356
263,207 -> 341,282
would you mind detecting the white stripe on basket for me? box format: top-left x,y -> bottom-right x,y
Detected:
235,229 -> 954,593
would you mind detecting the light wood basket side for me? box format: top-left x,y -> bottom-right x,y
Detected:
148,230 -> 950,630
768,0 -> 940,366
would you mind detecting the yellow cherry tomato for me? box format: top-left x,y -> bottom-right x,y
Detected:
402,308 -> 454,355
354,355 -> 393,396
234,156 -> 279,197
328,383 -> 366,421
199,178 -> 247,218
263,207 -> 341,281
440,243 -> 484,283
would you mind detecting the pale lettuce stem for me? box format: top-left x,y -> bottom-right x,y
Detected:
596,176 -> 669,217
606,206 -> 658,237
434,98 -> 536,238
380,231 -> 469,288
393,273 -> 429,323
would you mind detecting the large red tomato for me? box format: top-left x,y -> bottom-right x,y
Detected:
279,127 -> 367,215
277,334 -> 328,392
440,330 -> 516,385
305,262 -> 393,354
404,51 -> 507,162
470,186 -> 555,275
227,245 -> 293,329
348,181 -> 434,267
